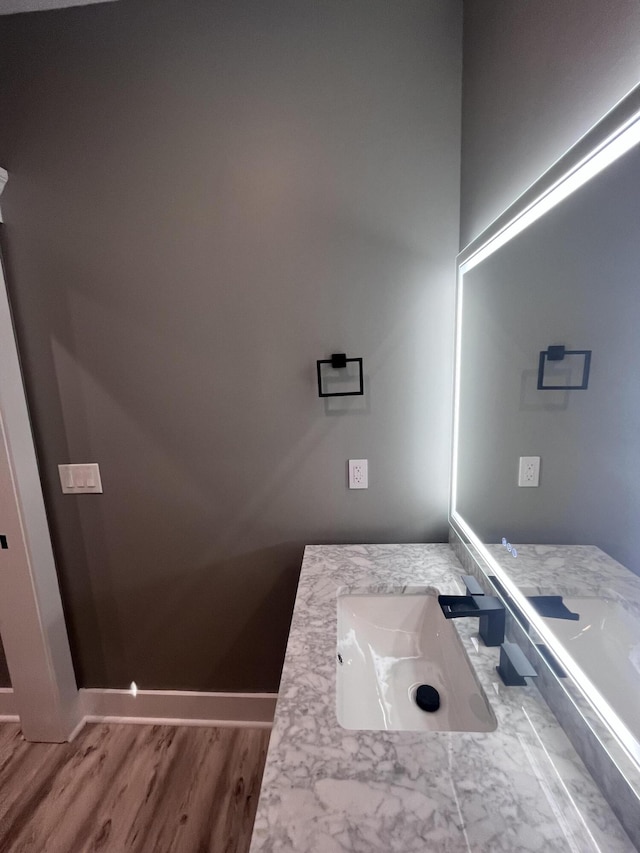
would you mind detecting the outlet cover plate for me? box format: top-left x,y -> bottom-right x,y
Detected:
348,459 -> 368,489
518,456 -> 540,488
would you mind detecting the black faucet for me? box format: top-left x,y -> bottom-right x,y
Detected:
438,575 -> 505,647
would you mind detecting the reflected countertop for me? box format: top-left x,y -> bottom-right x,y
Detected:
249,544 -> 634,853
485,543 -> 640,610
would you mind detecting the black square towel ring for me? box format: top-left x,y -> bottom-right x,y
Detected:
316,353 -> 364,397
537,345 -> 592,390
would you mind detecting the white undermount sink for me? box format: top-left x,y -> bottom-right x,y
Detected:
336,591 -> 497,732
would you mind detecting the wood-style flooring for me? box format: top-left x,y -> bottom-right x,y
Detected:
0,721 -> 270,853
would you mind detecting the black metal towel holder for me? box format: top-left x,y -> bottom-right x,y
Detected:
316,353 -> 364,397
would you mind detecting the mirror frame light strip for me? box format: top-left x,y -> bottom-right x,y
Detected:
451,85 -> 640,770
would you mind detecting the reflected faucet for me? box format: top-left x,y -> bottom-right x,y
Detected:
526,595 -> 579,621
438,575 -> 506,647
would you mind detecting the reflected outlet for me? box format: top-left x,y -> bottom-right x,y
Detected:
518,456 -> 540,487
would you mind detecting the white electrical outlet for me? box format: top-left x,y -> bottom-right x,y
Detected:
348,459 -> 368,489
518,456 -> 540,488
58,463 -> 103,494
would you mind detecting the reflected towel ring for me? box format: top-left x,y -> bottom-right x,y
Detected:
537,345 -> 592,390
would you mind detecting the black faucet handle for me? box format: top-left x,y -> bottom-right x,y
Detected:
497,642 -> 538,686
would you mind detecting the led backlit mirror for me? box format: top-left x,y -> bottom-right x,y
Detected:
451,85 -> 640,773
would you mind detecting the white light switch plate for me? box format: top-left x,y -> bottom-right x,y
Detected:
59,463 -> 103,494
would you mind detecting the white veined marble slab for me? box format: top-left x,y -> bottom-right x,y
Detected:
250,544 -> 636,853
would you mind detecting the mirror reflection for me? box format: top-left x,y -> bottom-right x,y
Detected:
454,119 -> 640,761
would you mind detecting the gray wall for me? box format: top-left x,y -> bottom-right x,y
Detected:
0,0 -> 462,690
461,0 -> 640,247
456,142 -> 640,574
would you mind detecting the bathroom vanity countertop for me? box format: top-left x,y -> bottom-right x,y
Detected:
249,544 -> 634,852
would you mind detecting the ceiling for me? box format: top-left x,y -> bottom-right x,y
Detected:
0,0 -> 117,14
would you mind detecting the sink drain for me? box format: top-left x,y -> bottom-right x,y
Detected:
415,684 -> 440,712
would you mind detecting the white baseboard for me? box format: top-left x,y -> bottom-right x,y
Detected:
0,687 -> 19,720
79,688 -> 276,729
0,687 -> 276,736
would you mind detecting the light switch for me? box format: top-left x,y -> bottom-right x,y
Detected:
62,465 -> 74,490
58,463 -> 103,494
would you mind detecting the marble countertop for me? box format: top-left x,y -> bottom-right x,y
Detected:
250,544 -> 634,852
